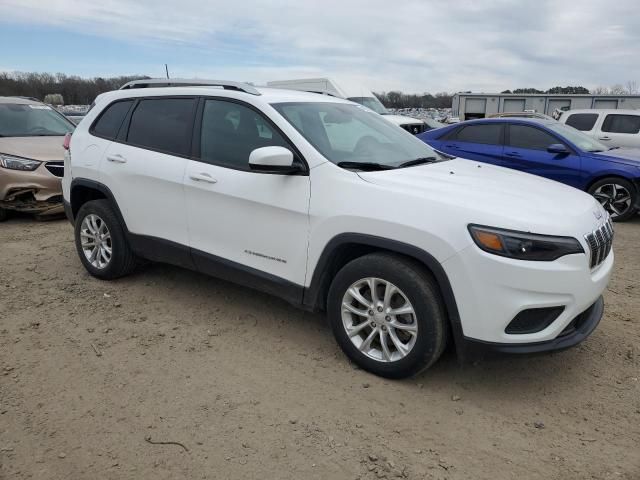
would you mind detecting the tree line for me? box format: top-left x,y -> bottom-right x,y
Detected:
1,72 -> 638,108
0,72 -> 149,105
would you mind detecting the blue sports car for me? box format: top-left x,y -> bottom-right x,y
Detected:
418,118 -> 640,221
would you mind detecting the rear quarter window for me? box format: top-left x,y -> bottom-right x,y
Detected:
91,100 -> 133,139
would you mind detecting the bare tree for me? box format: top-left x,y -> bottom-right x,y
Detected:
591,86 -> 610,94
626,80 -> 638,94
609,84 -> 626,95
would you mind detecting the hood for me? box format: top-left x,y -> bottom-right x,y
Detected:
589,147 -> 640,167
381,114 -> 424,126
0,136 -> 66,161
357,158 -> 603,236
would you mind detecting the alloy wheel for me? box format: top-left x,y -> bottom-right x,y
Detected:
80,214 -> 112,269
341,277 -> 418,362
593,183 -> 632,218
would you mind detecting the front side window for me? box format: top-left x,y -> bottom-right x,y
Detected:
0,103 -> 74,137
92,100 -> 133,139
272,102 -> 444,168
547,122 -> 609,152
508,125 -> 559,151
565,113 -> 598,131
126,98 -> 195,156
199,99 -> 291,169
455,124 -> 503,145
601,114 -> 640,134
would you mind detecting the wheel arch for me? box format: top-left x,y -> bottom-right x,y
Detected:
585,173 -> 637,193
303,233 -> 464,354
70,179 -> 129,232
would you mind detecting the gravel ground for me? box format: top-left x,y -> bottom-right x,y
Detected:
0,216 -> 639,480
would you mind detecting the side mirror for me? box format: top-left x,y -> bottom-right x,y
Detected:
248,146 -> 302,174
547,143 -> 569,154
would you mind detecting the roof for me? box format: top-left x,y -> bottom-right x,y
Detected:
459,117 -> 556,126
98,85 -> 355,105
455,92 -> 640,98
560,108 -> 640,115
0,96 -> 43,105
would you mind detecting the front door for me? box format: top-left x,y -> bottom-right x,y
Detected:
184,98 -> 310,296
503,123 -> 582,188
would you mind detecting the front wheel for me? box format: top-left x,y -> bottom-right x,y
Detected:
327,253 -> 448,378
0,208 -> 7,222
588,177 -> 637,222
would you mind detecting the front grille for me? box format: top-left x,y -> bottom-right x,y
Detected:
584,218 -> 614,268
45,161 -> 64,177
400,123 -> 427,135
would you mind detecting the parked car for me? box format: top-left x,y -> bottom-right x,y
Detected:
444,116 -> 460,124
0,96 -> 75,221
419,118 -> 640,221
558,109 -> 640,149
265,78 -> 431,134
489,112 -> 555,121
64,79 -> 612,378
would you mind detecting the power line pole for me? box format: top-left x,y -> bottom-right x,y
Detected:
165,64 -> 170,79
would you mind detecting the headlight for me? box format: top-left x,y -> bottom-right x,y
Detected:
468,224 -> 584,261
0,154 -> 41,171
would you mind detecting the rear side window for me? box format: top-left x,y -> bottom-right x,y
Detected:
601,114 -> 640,134
91,100 -> 133,139
127,98 -> 196,156
199,99 -> 291,170
454,124 -> 503,145
565,113 -> 598,131
508,125 -> 559,150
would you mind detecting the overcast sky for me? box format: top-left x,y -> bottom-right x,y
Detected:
1,0 -> 638,93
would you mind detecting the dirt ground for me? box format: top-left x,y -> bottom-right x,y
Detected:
0,215 -> 638,480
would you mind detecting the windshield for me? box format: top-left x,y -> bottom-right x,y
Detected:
272,102 -> 445,168
547,122 -> 609,152
0,103 -> 75,137
346,96 -> 389,115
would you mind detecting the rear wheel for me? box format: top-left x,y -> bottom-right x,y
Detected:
327,253 -> 448,378
588,177 -> 637,222
74,200 -> 137,279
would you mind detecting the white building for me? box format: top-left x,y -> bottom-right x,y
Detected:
452,93 -> 640,120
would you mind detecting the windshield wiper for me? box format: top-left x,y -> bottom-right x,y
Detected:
397,157 -> 438,168
337,161 -> 395,171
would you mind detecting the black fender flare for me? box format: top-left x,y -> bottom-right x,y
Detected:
69,178 -> 130,232
303,233 -> 465,355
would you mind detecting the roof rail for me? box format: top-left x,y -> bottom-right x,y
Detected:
119,78 -> 261,96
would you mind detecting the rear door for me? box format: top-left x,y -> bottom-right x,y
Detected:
99,97 -> 195,247
564,112 -> 600,139
503,123 -> 582,188
595,113 -> 640,148
438,123 -> 504,165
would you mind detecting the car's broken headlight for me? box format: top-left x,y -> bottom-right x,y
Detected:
0,154 -> 41,171
468,224 -> 584,261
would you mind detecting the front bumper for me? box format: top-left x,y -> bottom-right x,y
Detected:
442,241 -> 613,345
462,296 -> 603,356
0,163 -> 63,215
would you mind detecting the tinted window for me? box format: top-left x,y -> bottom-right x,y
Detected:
92,100 -> 132,139
455,124 -> 502,145
200,100 -> 291,169
565,113 -> 598,131
508,125 -> 559,150
127,98 -> 195,156
601,114 -> 640,134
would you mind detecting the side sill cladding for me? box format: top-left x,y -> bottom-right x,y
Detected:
303,233 -> 465,353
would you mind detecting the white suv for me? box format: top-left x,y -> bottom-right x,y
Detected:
62,79 -> 613,378
559,109 -> 640,149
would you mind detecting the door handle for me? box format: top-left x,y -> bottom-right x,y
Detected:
106,154 -> 127,163
189,173 -> 218,184
505,151 -> 521,157
598,136 -> 611,141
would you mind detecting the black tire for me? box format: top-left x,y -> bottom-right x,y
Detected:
588,177 -> 638,222
327,252 -> 448,379
0,208 -> 7,222
74,199 -> 137,279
